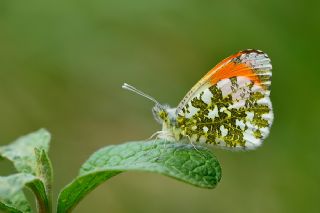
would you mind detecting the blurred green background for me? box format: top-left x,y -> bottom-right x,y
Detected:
0,0 -> 319,212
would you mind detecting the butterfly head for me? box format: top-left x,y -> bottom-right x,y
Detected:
151,104 -> 177,125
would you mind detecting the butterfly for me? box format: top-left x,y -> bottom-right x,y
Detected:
122,49 -> 273,150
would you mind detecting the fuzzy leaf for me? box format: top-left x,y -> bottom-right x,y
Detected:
0,129 -> 50,174
57,140 -> 221,213
0,173 -> 39,213
0,129 -> 52,213
34,148 -> 53,212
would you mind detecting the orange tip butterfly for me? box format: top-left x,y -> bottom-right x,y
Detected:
122,49 -> 273,150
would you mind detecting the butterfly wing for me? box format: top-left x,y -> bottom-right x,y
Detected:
176,50 -> 273,150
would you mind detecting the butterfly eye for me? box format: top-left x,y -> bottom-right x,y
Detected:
152,106 -> 164,124
159,111 -> 168,120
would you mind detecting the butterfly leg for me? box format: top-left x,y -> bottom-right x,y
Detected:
149,131 -> 162,140
148,131 -> 162,146
185,135 -> 207,158
186,135 -> 200,151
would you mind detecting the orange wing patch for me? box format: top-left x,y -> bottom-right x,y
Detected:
202,50 -> 271,89
209,61 -> 261,86
176,49 -> 272,113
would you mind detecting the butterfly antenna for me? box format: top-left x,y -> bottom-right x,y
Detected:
122,83 -> 160,105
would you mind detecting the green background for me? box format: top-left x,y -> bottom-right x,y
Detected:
0,0 -> 319,212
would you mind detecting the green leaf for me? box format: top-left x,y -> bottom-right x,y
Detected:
57,140 -> 221,213
0,173 -> 39,213
34,148 -> 53,212
0,129 -> 50,174
0,129 -> 53,213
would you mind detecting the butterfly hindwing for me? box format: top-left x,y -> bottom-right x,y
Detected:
176,50 -> 273,150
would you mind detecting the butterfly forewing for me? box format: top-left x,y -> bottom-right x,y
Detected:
176,50 -> 273,150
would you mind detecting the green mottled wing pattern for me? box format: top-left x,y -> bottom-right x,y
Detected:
176,76 -> 273,150
175,50 -> 273,150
